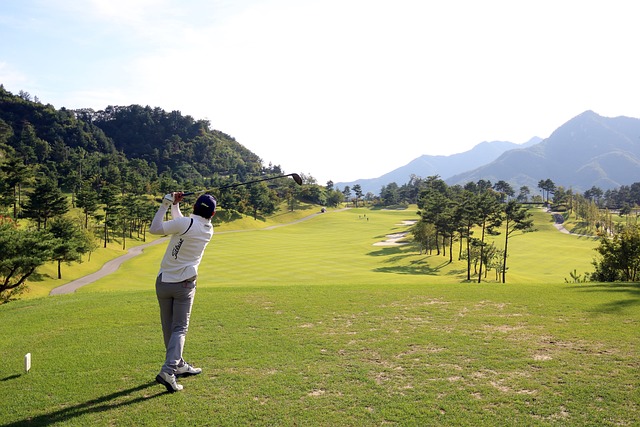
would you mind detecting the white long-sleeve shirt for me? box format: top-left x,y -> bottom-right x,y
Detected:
150,202 -> 214,283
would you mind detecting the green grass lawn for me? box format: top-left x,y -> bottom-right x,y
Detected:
82,206 -> 599,292
1,206 -> 637,426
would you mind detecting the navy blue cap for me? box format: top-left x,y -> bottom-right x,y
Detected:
194,194 -> 216,219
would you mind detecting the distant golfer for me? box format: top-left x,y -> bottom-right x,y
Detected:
149,191 -> 216,393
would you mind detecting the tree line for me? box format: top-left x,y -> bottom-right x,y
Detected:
408,176 -> 535,284
377,175 -> 640,210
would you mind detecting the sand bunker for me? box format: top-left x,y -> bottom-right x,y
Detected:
374,232 -> 409,246
374,220 -> 416,246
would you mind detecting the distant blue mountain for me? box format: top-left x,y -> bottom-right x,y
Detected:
446,111 -> 640,192
335,137 -> 542,194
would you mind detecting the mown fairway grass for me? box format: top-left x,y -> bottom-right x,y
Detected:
1,206 -> 638,426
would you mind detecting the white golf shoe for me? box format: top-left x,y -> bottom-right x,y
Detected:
175,362 -> 202,377
156,371 -> 183,393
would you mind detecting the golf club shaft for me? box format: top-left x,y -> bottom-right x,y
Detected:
182,173 -> 302,196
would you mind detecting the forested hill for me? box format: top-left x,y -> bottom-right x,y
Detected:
0,85 -> 265,190
87,105 -> 263,180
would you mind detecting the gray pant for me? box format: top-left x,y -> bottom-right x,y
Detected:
156,274 -> 196,375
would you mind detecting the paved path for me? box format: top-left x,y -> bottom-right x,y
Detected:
549,210 -> 594,237
49,208 -> 341,295
49,237 -> 169,295
551,212 -> 571,234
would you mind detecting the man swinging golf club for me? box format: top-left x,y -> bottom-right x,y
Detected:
150,191 -> 216,393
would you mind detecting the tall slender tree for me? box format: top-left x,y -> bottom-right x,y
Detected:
352,184 -> 363,208
99,184 -> 120,248
76,182 -> 99,228
458,190 -> 480,280
501,201 -> 535,283
476,191 -> 502,283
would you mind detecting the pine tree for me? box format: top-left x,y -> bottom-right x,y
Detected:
23,176 -> 69,229
0,219 -> 56,302
501,201 -> 535,283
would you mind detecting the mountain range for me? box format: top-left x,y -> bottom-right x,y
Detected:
335,111 -> 640,194
335,138 -> 541,194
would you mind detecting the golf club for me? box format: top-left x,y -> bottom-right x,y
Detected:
182,173 -> 302,196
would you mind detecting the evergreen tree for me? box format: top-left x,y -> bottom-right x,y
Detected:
352,184 -> 363,208
249,183 -> 277,220
501,201 -> 535,283
517,186 -> 530,202
0,151 -> 31,219
76,183 -> 100,228
23,175 -> 69,229
342,186 -> 351,204
417,176 -> 449,256
493,180 -> 514,202
381,182 -> 399,206
48,216 -> 92,279
411,220 -> 437,255
0,218 -> 56,302
475,191 -> 502,283
99,185 -> 121,248
458,190 -> 480,280
325,189 -> 344,208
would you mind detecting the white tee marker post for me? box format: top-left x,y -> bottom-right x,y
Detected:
24,353 -> 31,373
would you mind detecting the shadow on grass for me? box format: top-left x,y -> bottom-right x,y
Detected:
374,264 -> 440,276
374,256 -> 453,276
4,381 -> 162,427
569,223 -> 598,237
569,283 -> 640,313
367,243 -> 420,258
367,245 -> 468,276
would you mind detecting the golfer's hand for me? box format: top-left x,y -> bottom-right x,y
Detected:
173,192 -> 184,205
162,193 -> 175,207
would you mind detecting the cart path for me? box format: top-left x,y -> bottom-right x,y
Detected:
49,237 -> 169,295
49,209 -> 342,295
548,209 -> 595,237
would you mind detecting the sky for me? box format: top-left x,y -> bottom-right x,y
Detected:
1,0 -> 640,184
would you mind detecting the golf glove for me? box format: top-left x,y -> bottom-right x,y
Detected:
162,193 -> 175,207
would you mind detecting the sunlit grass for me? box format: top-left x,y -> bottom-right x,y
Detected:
1,281 -> 638,426
35,206 -> 601,295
